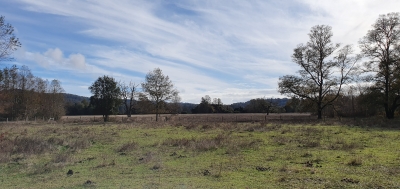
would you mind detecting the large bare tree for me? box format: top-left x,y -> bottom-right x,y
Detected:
142,68 -> 179,121
278,25 -> 359,119
359,12 -> 400,119
0,16 -> 21,62
119,81 -> 138,117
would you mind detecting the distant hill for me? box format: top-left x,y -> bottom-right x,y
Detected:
230,98 -> 289,109
180,102 -> 197,114
64,93 -> 89,104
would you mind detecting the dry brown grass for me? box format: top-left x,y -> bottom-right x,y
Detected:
117,141 -> 138,153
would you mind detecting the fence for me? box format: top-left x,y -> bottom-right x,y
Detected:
0,113 -> 315,124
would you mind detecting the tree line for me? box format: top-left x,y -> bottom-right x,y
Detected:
0,65 -> 65,120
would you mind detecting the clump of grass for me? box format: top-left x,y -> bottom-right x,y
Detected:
163,138 -> 192,148
299,127 -> 322,136
116,141 -> 137,153
279,164 -> 288,172
47,137 -> 65,146
184,123 -> 198,130
328,138 -> 363,151
224,138 -> 263,155
66,137 -> 92,152
163,134 -> 229,152
52,152 -> 70,163
0,139 -> 13,163
139,152 -> 154,163
245,123 -> 282,132
30,162 -> 54,175
341,141 -> 362,151
301,152 -> 313,158
12,137 -> 53,155
273,136 -> 289,145
347,157 -> 362,166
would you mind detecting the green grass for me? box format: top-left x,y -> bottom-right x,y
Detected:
1,120 -> 400,188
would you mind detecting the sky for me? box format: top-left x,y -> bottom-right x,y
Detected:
1,0 -> 399,104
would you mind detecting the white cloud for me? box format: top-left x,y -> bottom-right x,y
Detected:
67,53 -> 86,69
10,0 -> 400,103
22,48 -> 87,70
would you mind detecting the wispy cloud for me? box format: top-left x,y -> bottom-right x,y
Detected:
5,0 -> 400,103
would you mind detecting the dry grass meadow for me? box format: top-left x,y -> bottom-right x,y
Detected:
1,113 -> 400,188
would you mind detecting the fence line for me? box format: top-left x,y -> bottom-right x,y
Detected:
0,114 -> 315,124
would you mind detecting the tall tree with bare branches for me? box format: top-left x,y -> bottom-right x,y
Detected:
0,16 -> 21,62
278,25 -> 359,119
119,81 -> 138,117
142,68 -> 179,121
359,12 -> 400,119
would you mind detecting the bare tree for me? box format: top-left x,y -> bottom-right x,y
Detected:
48,79 -> 65,119
278,25 -> 359,119
119,81 -> 138,117
359,12 -> 400,119
212,98 -> 222,105
141,68 -> 179,121
0,16 -> 21,62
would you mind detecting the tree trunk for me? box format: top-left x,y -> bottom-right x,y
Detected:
103,115 -> 108,122
385,108 -> 395,119
155,107 -> 159,122
317,109 -> 322,119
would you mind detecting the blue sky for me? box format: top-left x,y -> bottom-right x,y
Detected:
1,0 -> 399,104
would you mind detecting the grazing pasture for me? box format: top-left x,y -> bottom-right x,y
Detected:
0,116 -> 400,188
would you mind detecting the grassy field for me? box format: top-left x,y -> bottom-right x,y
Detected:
1,117 -> 400,188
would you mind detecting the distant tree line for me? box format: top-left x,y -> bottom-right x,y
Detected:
190,95 -> 287,114
0,65 -> 65,120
